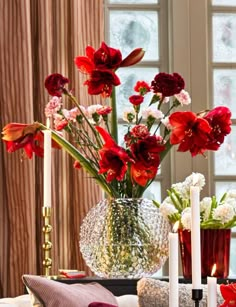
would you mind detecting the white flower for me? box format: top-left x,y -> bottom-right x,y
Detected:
181,207 -> 191,230
87,104 -> 102,123
225,189 -> 236,199
159,197 -> 178,220
184,172 -> 205,190
200,197 -> 212,221
224,198 -> 236,212
171,182 -> 189,199
174,89 -> 191,106
123,108 -> 136,123
212,204 -> 235,224
142,107 -> 164,120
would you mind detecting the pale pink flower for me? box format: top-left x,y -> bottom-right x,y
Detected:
123,108 -> 136,123
142,107 -> 164,120
45,96 -> 62,117
174,89 -> 191,106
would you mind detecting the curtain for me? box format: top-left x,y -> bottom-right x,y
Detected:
0,0 -> 104,298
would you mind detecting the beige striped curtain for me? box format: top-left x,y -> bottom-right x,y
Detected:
0,0 -> 104,298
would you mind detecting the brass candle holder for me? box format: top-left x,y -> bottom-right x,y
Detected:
42,206 -> 52,276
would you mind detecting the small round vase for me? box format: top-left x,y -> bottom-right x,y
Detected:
79,198 -> 171,278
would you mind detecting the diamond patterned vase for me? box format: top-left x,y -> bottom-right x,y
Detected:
79,198 -> 171,278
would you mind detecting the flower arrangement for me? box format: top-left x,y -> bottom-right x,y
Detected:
1,42 -> 232,199
157,172 -> 236,229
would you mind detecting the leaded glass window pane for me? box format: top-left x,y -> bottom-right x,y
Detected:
212,0 -> 236,6
109,10 -> 159,60
115,67 -> 159,117
215,181 -> 236,199
214,126 -> 236,175
213,13 -> 236,62
213,69 -> 236,118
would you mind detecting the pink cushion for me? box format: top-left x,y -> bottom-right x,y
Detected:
22,275 -> 118,307
88,303 -> 118,307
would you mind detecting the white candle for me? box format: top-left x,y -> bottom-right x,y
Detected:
207,276 -> 217,307
169,232 -> 179,307
43,121 -> 52,208
190,185 -> 201,289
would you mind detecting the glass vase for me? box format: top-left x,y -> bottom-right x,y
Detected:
178,228 -> 231,279
79,198 -> 171,278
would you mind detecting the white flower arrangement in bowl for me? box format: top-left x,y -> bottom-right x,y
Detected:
155,173 -> 236,230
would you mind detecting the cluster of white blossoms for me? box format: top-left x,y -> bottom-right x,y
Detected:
159,172 -> 236,230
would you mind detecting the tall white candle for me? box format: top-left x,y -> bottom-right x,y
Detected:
207,276 -> 217,307
169,232 -> 179,307
43,120 -> 52,208
190,185 -> 201,289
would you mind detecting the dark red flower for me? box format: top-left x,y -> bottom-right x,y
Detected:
84,69 -> 120,98
2,123 -> 60,159
93,42 -> 122,70
204,106 -> 232,151
169,111 -> 212,156
151,72 -> 185,97
96,126 -> 132,182
44,73 -> 69,97
129,95 -> 144,106
130,135 -> 165,169
220,283 -> 236,307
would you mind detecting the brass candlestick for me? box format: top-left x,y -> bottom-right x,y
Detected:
42,206 -> 52,276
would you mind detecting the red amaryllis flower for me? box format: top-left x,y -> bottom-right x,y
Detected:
204,106 -> 232,151
151,72 -> 185,97
169,111 -> 212,156
134,81 -> 151,95
45,73 -> 69,97
129,95 -> 144,106
130,135 -> 165,169
2,123 -> 60,159
219,283 -> 236,307
93,41 -> 122,70
84,69 -> 120,98
96,126 -> 132,182
130,162 -> 157,187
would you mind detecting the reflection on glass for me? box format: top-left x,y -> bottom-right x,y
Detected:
213,13 -> 236,62
214,126 -> 236,175
212,0 -> 236,5
213,69 -> 236,118
109,11 -> 159,60
116,67 -> 159,117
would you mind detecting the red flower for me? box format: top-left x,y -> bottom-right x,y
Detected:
120,48 -> 145,67
130,135 -> 165,169
93,42 -> 122,70
97,106 -> 112,116
134,81 -> 151,95
130,162 -> 157,187
96,126 -> 132,182
169,111 -> 212,156
129,95 -> 144,106
204,106 -> 232,151
151,72 -> 185,97
44,73 -> 69,97
2,123 -> 60,159
84,69 -> 120,98
73,161 -> 82,170
130,124 -> 150,139
220,283 -> 236,307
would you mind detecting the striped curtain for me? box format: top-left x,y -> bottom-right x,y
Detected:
0,0 -> 104,298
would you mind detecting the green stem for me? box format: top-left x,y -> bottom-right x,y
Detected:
110,87 -> 118,143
